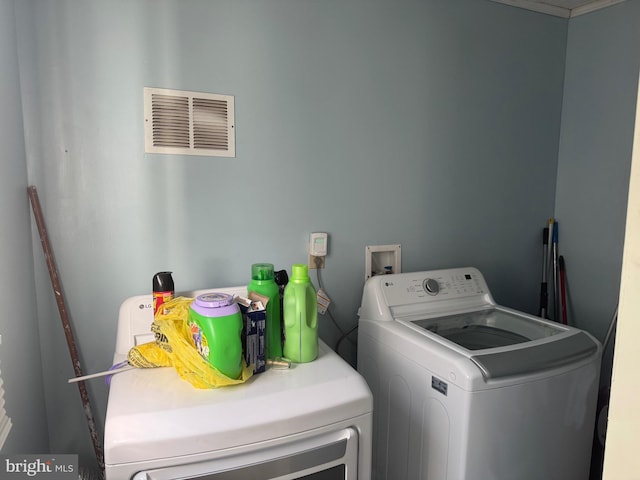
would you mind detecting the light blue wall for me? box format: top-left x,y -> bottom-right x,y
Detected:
0,0 -> 49,454
556,0 -> 640,388
14,0 -> 568,466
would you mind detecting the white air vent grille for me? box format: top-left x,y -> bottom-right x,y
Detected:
144,87 -> 235,157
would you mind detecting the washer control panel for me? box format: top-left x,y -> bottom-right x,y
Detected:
379,267 -> 489,308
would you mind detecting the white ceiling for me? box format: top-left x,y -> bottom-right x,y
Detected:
490,0 -> 628,17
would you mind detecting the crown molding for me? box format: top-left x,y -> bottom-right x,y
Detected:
570,0 -> 627,17
489,0 -> 627,18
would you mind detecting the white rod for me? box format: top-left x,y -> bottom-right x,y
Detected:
68,365 -> 136,383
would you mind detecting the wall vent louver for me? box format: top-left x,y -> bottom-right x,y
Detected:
144,87 -> 235,157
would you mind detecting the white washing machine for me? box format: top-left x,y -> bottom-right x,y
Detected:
104,286 -> 372,480
357,267 -> 601,480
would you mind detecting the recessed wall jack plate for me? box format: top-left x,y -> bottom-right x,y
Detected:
365,244 -> 401,280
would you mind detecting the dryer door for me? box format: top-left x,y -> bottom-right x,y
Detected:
131,427 -> 358,480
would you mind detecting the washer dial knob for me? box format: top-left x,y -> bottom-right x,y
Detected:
423,278 -> 439,295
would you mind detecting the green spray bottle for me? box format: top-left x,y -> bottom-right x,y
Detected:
248,263 -> 283,360
283,264 -> 318,363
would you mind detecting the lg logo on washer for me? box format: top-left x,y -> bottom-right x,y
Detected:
138,303 -> 152,310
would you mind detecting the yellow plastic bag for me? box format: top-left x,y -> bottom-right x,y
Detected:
127,296 -> 253,389
127,340 -> 172,368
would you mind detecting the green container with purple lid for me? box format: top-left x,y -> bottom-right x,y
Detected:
188,292 -> 243,379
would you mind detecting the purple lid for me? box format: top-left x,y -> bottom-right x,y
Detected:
191,292 -> 240,317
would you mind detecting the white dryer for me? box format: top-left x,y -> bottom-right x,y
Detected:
104,286 -> 372,480
357,267 -> 600,480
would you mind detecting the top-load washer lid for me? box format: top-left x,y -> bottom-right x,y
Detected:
413,308 -> 562,350
408,307 -> 598,380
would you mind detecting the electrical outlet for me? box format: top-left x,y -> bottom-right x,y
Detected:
309,255 -> 325,269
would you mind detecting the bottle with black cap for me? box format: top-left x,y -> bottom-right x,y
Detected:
153,271 -> 174,316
